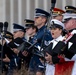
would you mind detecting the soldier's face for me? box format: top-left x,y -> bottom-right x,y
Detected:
34,16 -> 45,27
26,27 -> 36,36
50,28 -> 62,39
13,31 -> 25,39
64,19 -> 76,31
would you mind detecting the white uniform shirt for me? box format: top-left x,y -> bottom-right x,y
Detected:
46,30 -> 76,75
46,35 -> 64,75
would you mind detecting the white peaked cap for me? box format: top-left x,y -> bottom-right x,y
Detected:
50,19 -> 65,29
63,13 -> 76,19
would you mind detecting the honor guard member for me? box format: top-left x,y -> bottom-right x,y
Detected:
13,23 -> 26,62
27,8 -> 53,75
20,19 -> 38,74
7,23 -> 26,75
24,19 -> 38,42
0,31 -> 14,75
13,23 -> 26,60
61,6 -> 76,75
20,19 -> 38,75
44,19 -> 65,75
52,8 -> 65,21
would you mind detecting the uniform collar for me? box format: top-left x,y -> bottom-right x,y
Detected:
54,35 -> 64,42
38,25 -> 46,31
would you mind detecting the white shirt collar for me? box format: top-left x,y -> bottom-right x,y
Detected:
54,35 -> 64,42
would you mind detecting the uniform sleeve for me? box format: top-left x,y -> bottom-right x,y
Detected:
65,54 -> 76,61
